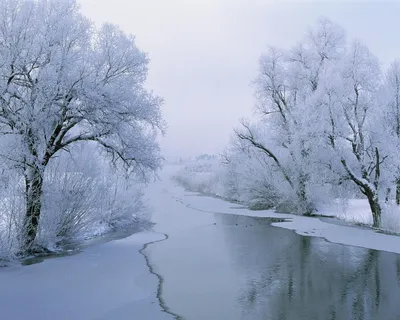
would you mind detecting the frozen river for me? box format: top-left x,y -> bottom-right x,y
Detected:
144,168 -> 400,320
2,167 -> 400,320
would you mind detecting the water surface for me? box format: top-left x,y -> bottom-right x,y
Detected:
146,211 -> 400,320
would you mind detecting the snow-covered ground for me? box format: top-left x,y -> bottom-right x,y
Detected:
0,232 -> 174,320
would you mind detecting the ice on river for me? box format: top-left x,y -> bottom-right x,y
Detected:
0,232 -> 174,320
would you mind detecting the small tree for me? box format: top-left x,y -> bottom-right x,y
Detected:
0,0 -> 164,253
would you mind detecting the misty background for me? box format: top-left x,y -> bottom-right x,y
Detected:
78,0 -> 400,159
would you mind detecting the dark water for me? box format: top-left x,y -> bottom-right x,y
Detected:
146,213 -> 400,320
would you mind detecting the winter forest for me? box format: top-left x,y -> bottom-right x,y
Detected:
1,0 -> 400,262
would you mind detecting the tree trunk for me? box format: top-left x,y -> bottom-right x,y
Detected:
396,179 -> 400,205
365,189 -> 382,228
22,166 -> 44,253
297,173 -> 313,216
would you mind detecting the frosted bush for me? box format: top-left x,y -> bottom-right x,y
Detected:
0,147 -> 148,260
37,148 -> 147,246
0,174 -> 25,260
173,155 -> 226,198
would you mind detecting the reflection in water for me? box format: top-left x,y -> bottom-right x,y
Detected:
217,214 -> 400,320
148,211 -> 400,320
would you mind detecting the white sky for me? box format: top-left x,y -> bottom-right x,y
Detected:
78,0 -> 400,159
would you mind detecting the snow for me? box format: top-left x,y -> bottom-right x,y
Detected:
270,215 -> 400,254
165,165 -> 400,255
0,232 -> 174,320
316,199 -> 372,222
316,199 -> 400,232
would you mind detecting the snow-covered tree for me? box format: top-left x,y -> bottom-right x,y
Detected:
381,61 -> 400,204
229,19 -> 400,227
0,0 -> 164,252
318,41 -> 387,227
236,20 -> 345,214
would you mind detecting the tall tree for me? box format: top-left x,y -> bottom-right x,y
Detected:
234,19 -> 394,227
0,0 -> 164,252
236,20 -> 345,215
319,41 -> 386,227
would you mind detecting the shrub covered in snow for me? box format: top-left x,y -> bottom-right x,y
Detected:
173,154 -> 226,198
173,154 -> 400,233
0,147 -> 148,261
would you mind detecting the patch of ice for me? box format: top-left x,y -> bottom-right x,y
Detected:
0,232 -> 174,320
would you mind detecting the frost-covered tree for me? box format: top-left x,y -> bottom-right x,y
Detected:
0,0 -> 164,252
229,19 -> 400,227
236,20 -> 345,214
381,61 -> 400,204
318,41 -> 387,227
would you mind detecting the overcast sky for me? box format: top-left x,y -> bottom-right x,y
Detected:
78,0 -> 400,159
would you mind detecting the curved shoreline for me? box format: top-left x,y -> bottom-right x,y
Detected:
173,189 -> 400,256
139,233 -> 184,320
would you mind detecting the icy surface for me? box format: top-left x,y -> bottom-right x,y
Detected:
0,232 -> 173,320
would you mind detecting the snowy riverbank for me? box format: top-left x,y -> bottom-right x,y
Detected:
0,232 -> 174,320
178,190 -> 400,255
164,163 -> 400,255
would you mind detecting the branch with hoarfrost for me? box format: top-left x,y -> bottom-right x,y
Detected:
235,121 -> 294,189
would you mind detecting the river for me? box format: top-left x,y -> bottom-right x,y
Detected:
2,168 -> 400,320
144,169 -> 400,320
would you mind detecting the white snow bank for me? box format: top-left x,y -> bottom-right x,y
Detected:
316,199 -> 400,233
0,232 -> 174,320
316,199 -> 372,222
270,215 -> 400,255
172,158 -> 400,234
166,169 -> 400,255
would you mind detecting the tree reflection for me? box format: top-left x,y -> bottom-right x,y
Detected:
217,214 -> 400,320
